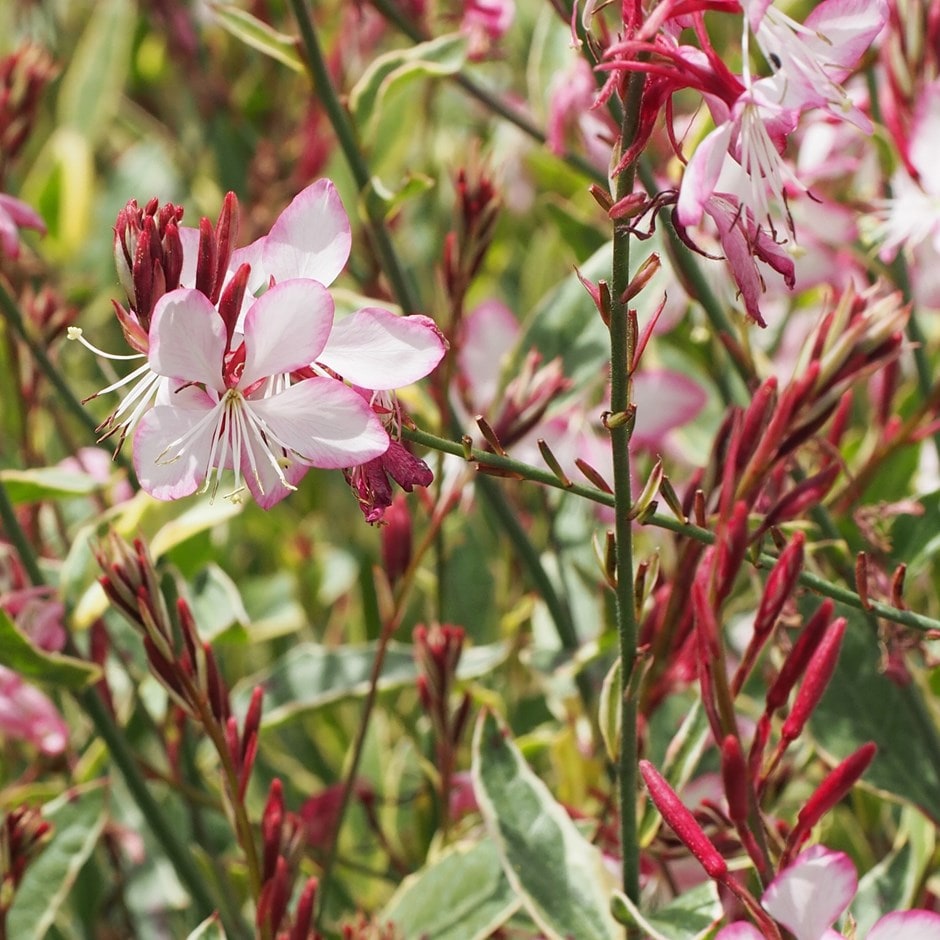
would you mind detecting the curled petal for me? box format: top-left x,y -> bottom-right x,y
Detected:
319,308 -> 446,389
262,179 -> 351,286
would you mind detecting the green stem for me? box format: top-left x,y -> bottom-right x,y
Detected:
0,480 -> 226,932
0,280 -> 134,477
288,0 -> 421,314
610,70 -> 646,914
402,426 -> 940,633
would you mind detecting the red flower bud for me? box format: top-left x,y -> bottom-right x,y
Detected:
640,760 -> 728,880
766,599 -> 835,713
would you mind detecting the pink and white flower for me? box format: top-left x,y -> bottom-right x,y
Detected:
133,281 -> 391,508
716,845 -> 940,940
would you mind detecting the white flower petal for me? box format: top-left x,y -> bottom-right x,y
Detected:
261,179 -> 351,286
713,924 -> 765,940
149,289 -> 227,391
457,300 -> 520,409
319,308 -> 446,389
133,394 -> 219,500
248,378 -> 389,469
240,279 -> 335,387
868,910 -> 940,940
762,846 -> 857,940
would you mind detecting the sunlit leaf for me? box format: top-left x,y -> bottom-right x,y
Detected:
0,467 -> 100,503
612,881 -> 722,939
382,840 -> 519,940
472,709 -> 619,940
211,4 -> 304,73
349,34 -> 468,139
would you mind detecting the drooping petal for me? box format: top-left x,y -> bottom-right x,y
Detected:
318,308 -> 446,389
677,122 -> 735,227
632,369 -> 707,447
247,377 -> 389,469
240,279 -> 335,387
261,179 -> 351,286
867,910 -> 940,940
761,846 -> 857,940
457,300 -> 520,409
133,391 -> 219,500
149,289 -> 227,391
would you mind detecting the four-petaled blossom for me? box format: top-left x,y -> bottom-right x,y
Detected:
134,281 -> 390,508
716,845 -> 940,940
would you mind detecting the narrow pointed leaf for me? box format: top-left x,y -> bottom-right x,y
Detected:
211,5 -> 304,72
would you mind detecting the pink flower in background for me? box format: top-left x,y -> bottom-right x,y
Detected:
461,0 -> 514,59
548,58 -> 616,171
134,281 -> 390,508
716,845 -> 940,940
0,192 -> 45,258
0,667 -> 68,756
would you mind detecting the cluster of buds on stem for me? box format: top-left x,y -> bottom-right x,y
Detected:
0,44 -> 56,180
442,160 -> 500,321
413,624 -> 471,831
0,805 -> 52,927
257,779 -> 319,940
95,533 -> 262,816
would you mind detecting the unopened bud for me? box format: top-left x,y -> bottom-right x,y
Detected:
621,252 -> 660,303
381,495 -> 413,585
640,760 -> 728,880
766,599 -> 836,714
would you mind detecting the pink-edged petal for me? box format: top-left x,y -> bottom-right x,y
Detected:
677,122 -> 734,228
909,80 -> 940,197
247,377 -> 389,469
133,393 -> 219,500
458,300 -> 520,409
868,910 -> 940,940
740,0 -> 774,33
230,234 -> 267,294
632,369 -> 707,447
762,846 -> 857,940
714,923 -> 765,940
261,179 -> 351,286
0,666 -> 68,756
318,308 -> 446,389
149,289 -> 227,391
804,0 -> 888,77
178,226 -> 201,288
240,432 -> 312,509
240,279 -> 335,387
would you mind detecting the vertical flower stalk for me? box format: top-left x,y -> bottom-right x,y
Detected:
609,68 -> 646,909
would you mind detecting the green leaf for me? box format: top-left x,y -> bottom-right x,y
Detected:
150,497 -> 244,559
186,914 -> 228,940
349,34 -> 468,140
0,609 -> 101,689
810,606 -> 940,821
186,564 -> 249,641
612,881 -> 722,939
0,467 -> 100,503
852,806 -> 936,936
210,4 -> 304,73
56,0 -> 135,142
598,657 -> 621,763
234,641 -> 509,727
7,783 -> 108,938
472,709 -> 619,940
382,840 -> 520,940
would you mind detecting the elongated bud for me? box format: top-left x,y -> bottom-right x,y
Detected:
261,779 -> 284,882
289,877 -> 318,940
640,760 -> 728,879
766,599 -> 836,713
217,262 -> 250,344
786,743 -> 877,858
891,564 -> 906,610
781,617 -> 847,743
621,252 -> 660,303
629,458 -> 663,520
736,377 -> 777,472
760,462 -> 840,534
538,439 -> 572,487
575,457 -> 613,493
721,735 -> 749,826
716,502 -> 750,603
734,532 -> 805,696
